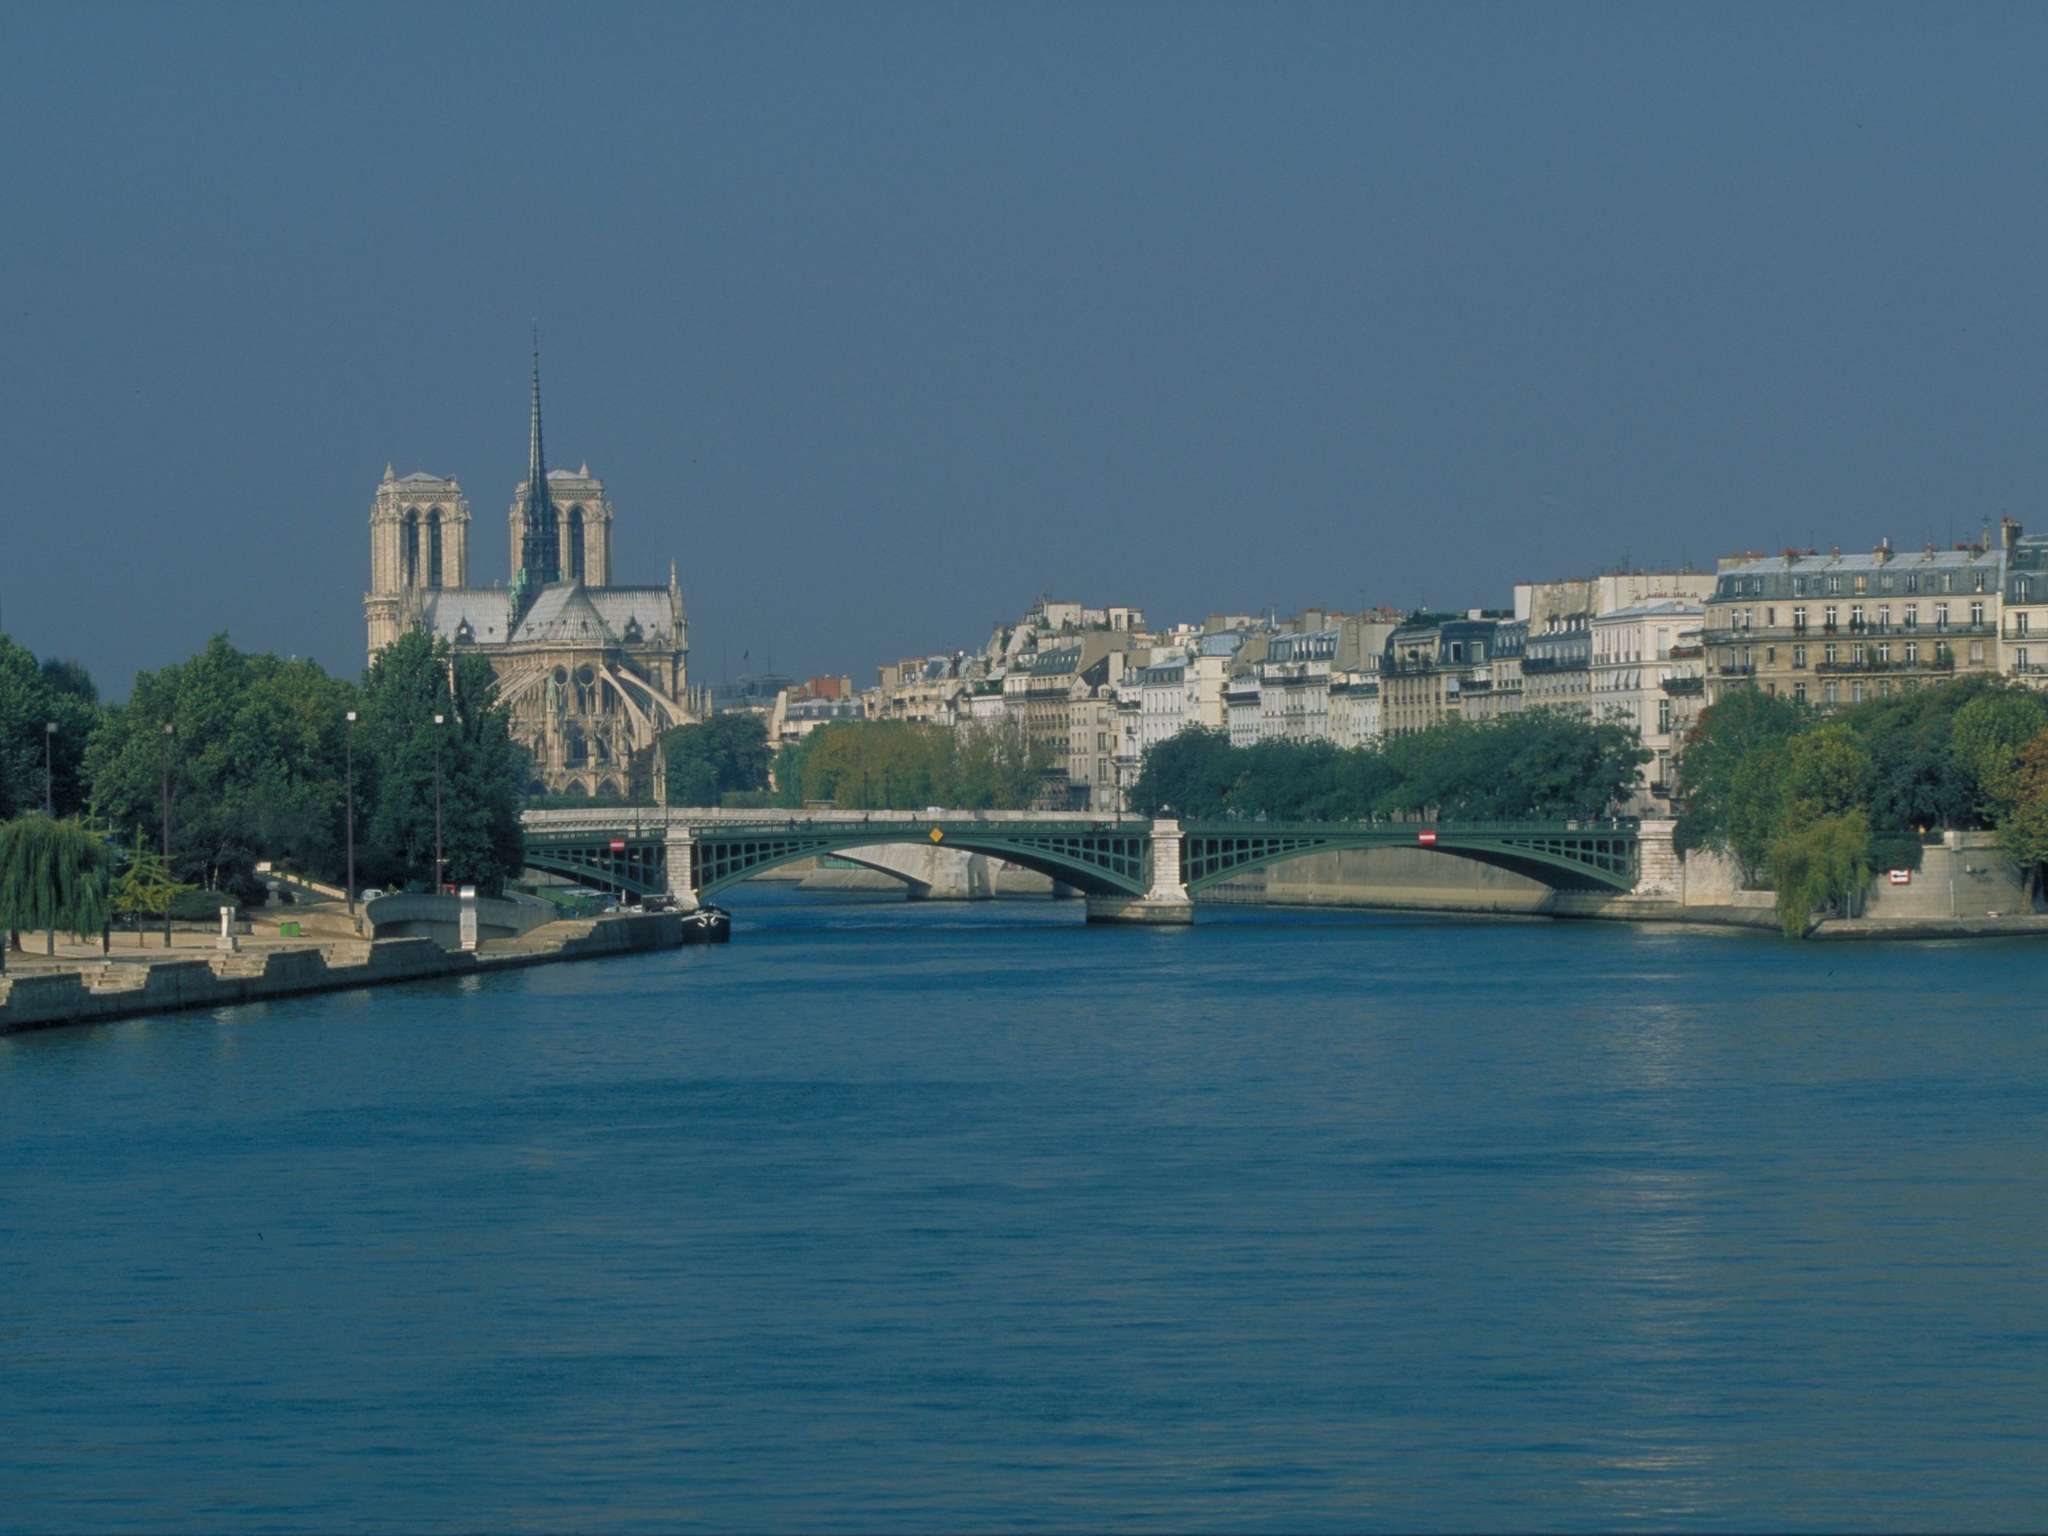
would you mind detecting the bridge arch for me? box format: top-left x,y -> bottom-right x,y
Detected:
1178,824 -> 1637,894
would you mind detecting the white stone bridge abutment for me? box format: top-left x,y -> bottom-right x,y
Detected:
1083,818 -> 1194,925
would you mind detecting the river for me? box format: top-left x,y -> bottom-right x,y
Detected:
4,887 -> 2046,1531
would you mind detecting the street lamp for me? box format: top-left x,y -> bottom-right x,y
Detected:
433,712 -> 446,893
345,711 -> 358,916
44,722 -> 56,817
161,721 -> 175,948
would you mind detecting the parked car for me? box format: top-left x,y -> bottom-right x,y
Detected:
359,888 -> 386,902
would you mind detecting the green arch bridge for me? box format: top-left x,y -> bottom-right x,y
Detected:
521,809 -> 1644,924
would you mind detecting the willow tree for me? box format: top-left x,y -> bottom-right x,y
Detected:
0,816 -> 112,963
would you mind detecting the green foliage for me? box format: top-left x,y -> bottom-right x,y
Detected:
662,714 -> 771,807
1951,687 -> 2048,822
1673,687 -> 1813,857
168,887 -> 242,921
356,631 -> 526,892
1996,730 -> 2048,892
1131,712 -> 1643,824
1379,710 -> 1648,820
109,835 -> 190,922
0,635 -> 105,820
774,718 -> 1055,811
1128,727 -> 1239,817
0,817 -> 113,940
1771,810 -> 1872,938
86,633 -> 361,899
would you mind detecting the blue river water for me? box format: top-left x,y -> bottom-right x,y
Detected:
5,886 -> 2048,1532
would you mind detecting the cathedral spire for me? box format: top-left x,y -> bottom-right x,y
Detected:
515,328 -> 559,600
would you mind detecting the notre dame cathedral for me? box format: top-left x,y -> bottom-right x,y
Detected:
364,350 -> 701,798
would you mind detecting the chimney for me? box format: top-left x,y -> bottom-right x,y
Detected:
2003,516 -> 2023,553
1874,536 -> 1893,564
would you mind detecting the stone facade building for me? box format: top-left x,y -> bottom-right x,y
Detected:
1703,540 -> 2004,710
364,351 -> 698,798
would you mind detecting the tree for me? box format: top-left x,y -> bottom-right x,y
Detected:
662,714 -> 771,807
1997,730 -> 2048,898
1951,687 -> 2048,823
0,635 -> 104,820
86,634 -> 359,900
1673,688 -> 1812,856
108,834 -> 191,948
357,631 -> 526,892
1770,810 -> 1872,938
1129,727 -> 1239,818
0,817 -> 113,961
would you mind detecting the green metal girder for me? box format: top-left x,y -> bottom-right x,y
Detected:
1178,823 -> 1638,893
688,828 -> 1151,898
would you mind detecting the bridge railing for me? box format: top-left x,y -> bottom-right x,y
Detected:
523,807 -> 1156,835
1181,817 -> 1640,836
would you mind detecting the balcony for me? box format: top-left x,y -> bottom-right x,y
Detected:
1814,657 -> 1956,674
1661,675 -> 1705,696
1714,664 -> 1756,678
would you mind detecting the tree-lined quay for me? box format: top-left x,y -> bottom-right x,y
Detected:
9,618 -> 2048,951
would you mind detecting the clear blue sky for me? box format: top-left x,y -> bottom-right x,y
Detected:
6,2 -> 2047,695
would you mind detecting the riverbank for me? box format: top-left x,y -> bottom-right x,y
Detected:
0,911 -> 693,1036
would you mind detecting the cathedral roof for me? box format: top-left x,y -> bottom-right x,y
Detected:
509,581 -> 613,645
419,590 -> 516,644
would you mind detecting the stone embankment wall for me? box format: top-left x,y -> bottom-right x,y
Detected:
1227,828 -> 2039,935
0,913 -> 686,1036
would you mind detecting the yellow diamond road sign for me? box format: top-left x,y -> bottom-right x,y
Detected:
929,827 -> 944,843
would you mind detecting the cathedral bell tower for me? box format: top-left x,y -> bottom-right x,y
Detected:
365,463 -> 471,663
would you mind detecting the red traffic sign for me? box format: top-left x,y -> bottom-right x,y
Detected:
609,838 -> 627,852
1417,829 -> 1438,847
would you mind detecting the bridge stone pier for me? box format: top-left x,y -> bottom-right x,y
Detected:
1085,818 -> 1194,924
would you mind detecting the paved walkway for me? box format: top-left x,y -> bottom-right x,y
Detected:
3,898 -> 368,972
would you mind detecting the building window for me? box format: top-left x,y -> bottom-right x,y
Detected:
1794,682 -> 1808,702
1766,647 -> 1777,664
1824,643 -> 1838,664
1971,641 -> 1986,664
1904,641 -> 1918,663
1766,607 -> 1777,628
1905,604 -> 1918,628
1935,603 -> 1949,629
1828,575 -> 1843,595
1825,605 -> 1839,629
1876,642 -> 1890,663
1824,682 -> 1839,705
1971,602 -> 1986,627
1976,571 -> 1988,593
1793,645 -> 1807,668
1658,698 -> 1671,733
1876,604 -> 1890,628
1793,606 -> 1807,631
1851,681 -> 1865,703
1851,604 -> 1865,628
1855,575 -> 1868,594
2018,578 -> 2033,604
2018,646 -> 2031,673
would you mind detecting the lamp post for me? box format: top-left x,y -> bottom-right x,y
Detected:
161,721 -> 175,948
433,712 -> 446,893
345,711 -> 358,916
44,722 -> 56,817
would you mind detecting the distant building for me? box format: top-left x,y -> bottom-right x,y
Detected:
364,349 -> 697,798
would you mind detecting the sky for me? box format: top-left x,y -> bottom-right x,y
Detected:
6,2 -> 2048,697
